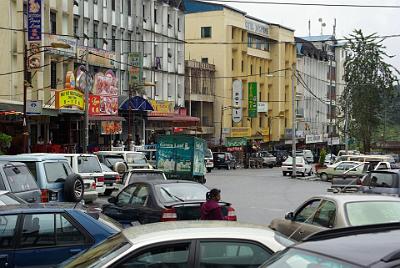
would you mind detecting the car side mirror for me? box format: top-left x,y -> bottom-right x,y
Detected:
285,212 -> 294,220
108,196 -> 117,203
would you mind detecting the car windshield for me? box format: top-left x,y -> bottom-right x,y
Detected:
346,201 -> 400,226
261,248 -> 359,268
78,156 -> 102,173
0,193 -> 26,205
126,153 -> 147,164
4,166 -> 38,193
128,172 -> 165,184
103,155 -> 125,167
100,163 -> 113,172
284,157 -> 304,164
363,172 -> 396,187
205,149 -> 212,158
214,153 -> 225,159
156,183 -> 209,203
61,233 -> 131,268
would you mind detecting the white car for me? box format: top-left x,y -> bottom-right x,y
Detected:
62,221 -> 293,268
324,153 -> 336,165
282,156 -> 313,177
205,148 -> 214,172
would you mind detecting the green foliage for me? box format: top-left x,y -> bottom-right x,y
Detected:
0,133 -> 12,155
339,29 -> 399,152
319,148 -> 327,166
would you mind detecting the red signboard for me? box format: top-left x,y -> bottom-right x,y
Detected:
89,70 -> 118,116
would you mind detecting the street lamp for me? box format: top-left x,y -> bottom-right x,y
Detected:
219,105 -> 239,146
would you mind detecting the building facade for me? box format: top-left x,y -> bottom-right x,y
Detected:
184,0 -> 296,146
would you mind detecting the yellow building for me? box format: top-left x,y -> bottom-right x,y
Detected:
184,0 -> 296,146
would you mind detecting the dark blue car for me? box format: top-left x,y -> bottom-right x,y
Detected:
0,203 -> 120,267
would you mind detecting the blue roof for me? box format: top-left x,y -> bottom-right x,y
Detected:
183,0 -> 246,15
0,153 -> 68,162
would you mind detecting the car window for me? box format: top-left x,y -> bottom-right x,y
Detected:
126,154 -> 147,165
364,173 -> 396,188
130,185 -> 150,206
117,184 -> 139,206
335,163 -> 345,170
103,155 -> 125,167
119,243 -> 190,267
23,162 -> 38,180
78,156 -> 102,173
4,165 -> 38,193
101,163 -> 113,172
0,193 -> 26,205
0,215 -> 18,249
156,183 -> 209,203
346,201 -> 400,226
312,200 -> 336,228
44,162 -> 69,183
128,172 -> 165,184
199,241 -> 272,268
19,213 -> 85,248
205,149 -> 212,158
214,154 -> 225,159
294,199 -> 321,223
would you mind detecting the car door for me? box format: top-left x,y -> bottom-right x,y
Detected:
113,240 -> 195,267
195,240 -> 273,268
14,213 -> 91,267
0,214 -> 18,268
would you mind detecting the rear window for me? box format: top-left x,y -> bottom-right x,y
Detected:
4,166 -> 38,193
214,153 -> 225,159
126,154 -> 147,165
78,156 -> 102,173
346,201 -> 400,226
103,155 -> 125,167
364,173 -> 397,188
156,183 -> 209,203
0,193 -> 26,205
44,162 -> 70,183
128,172 -> 165,184
205,149 -> 212,158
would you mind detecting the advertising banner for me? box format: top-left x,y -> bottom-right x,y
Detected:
128,52 -> 143,87
47,35 -> 77,57
232,80 -> 243,123
27,0 -> 42,41
89,70 -> 118,115
101,121 -> 122,135
55,89 -> 85,110
248,82 -> 258,118
28,42 -> 42,70
149,100 -> 174,113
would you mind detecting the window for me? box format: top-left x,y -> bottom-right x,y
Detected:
19,214 -> 85,248
199,241 -> 272,267
259,66 -> 262,77
120,243 -> 190,267
167,14 -> 171,26
112,0 -> 115,11
126,154 -> 147,165
73,17 -> 78,36
346,201 -> 400,226
127,0 -> 131,16
127,32 -> 132,52
178,18 -> 181,32
112,28 -> 116,51
232,28 -> 234,39
156,183 -> 209,203
50,11 -> 57,34
250,64 -> 253,75
117,184 -> 138,206
312,200 -> 336,228
201,26 -> 212,38
4,166 -> 38,193
44,162 -> 69,183
77,156 -> 102,173
294,199 -> 321,223
154,8 -> 158,24
0,215 -> 17,249
201,58 -> 208,64
232,58 -> 234,70
93,22 -> 98,48
51,61 -> 57,89
364,173 -> 396,188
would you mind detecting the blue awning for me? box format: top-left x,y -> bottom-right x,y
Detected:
119,96 -> 154,111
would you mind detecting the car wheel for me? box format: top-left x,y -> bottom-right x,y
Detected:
104,189 -> 113,196
282,171 -> 287,176
207,167 -> 212,173
64,174 -> 84,202
320,173 -> 328,181
308,170 -> 313,176
301,172 -> 306,177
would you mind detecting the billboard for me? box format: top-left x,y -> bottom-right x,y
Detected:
248,82 -> 258,118
232,80 -> 243,123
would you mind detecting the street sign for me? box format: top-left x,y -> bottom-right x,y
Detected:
232,80 -> 242,123
26,100 -> 42,115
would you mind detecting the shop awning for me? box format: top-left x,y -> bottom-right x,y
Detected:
89,115 -> 125,121
147,114 -> 200,122
119,96 -> 154,111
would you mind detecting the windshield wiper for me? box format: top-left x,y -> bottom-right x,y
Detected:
160,187 -> 184,202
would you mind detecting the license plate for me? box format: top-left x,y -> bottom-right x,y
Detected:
50,192 -> 58,201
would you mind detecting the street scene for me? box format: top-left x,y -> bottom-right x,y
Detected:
0,0 -> 399,267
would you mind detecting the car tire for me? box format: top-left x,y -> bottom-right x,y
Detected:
64,174 -> 84,202
308,170 -> 313,176
207,167 -> 212,173
320,173 -> 328,181
104,189 -> 113,196
301,172 -> 306,177
282,171 -> 287,176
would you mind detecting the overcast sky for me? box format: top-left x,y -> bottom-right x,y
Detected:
208,0 -> 400,72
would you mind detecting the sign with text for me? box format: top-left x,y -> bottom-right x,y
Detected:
231,127 -> 251,137
128,52 -> 143,87
27,0 -> 42,41
232,80 -> 243,123
248,82 -> 258,118
101,121 -> 122,135
245,18 -> 269,38
89,71 -> 118,115
306,134 -> 323,144
150,100 -> 174,113
47,35 -> 77,57
257,102 -> 268,113
26,100 -> 42,115
55,89 -> 85,110
28,42 -> 42,70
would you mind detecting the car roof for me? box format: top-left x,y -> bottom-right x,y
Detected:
310,193 -> 400,204
0,203 -> 82,214
96,151 -> 143,155
369,169 -> 400,174
55,153 -> 96,157
296,223 -> 400,266
129,169 -> 163,173
133,179 -> 199,185
0,154 -> 68,161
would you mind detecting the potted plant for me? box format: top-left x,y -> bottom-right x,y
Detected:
315,148 -> 327,172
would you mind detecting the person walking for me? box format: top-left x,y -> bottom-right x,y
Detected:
200,189 -> 224,220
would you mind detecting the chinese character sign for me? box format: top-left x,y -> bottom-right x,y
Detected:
27,0 -> 42,41
90,70 -> 118,115
248,82 -> 258,118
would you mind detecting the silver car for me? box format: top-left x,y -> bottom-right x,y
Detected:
62,221 -> 292,268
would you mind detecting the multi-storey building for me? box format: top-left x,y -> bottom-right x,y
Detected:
184,0 -> 296,147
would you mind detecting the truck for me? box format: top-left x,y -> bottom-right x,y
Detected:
156,135 -> 207,184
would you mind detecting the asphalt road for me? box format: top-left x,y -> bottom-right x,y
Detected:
95,167 -> 330,225
204,167 -> 330,225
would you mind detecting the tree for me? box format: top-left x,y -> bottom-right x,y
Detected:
340,30 -> 399,152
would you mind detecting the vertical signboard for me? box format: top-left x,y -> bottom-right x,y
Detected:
27,0 -> 42,41
248,82 -> 258,118
128,52 -> 143,87
232,80 -> 243,123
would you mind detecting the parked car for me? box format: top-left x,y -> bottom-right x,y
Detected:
59,154 -> 104,202
100,163 -> 122,196
122,169 -> 167,187
0,154 -> 83,203
204,148 -> 214,172
359,169 -> 400,197
333,154 -> 395,164
213,152 -> 237,170
94,152 -> 128,174
136,147 -> 157,168
281,156 -> 312,177
261,222 -> 400,268
260,151 -> 277,168
0,203 -> 120,268
296,149 -> 314,163
102,180 -> 236,226
270,150 -> 289,166
62,221 -> 293,268
0,191 -> 27,205
324,153 -> 336,165
317,160 -> 364,181
95,151 -> 151,170
269,194 -> 400,241
337,149 -> 360,156
248,152 -> 264,168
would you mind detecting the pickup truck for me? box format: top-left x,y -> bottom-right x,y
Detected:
329,161 -> 395,193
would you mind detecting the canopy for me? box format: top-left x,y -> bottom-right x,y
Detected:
119,96 -> 154,111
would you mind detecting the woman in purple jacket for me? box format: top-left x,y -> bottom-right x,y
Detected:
200,188 -> 225,220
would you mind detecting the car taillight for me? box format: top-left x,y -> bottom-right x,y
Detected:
226,206 -> 237,221
115,175 -> 121,183
41,189 -> 49,203
97,177 -> 105,183
161,208 -> 177,222
91,182 -> 96,190
296,164 -> 304,167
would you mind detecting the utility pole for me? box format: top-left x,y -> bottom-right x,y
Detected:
329,52 -> 333,155
291,65 -> 297,178
84,45 -> 89,153
344,98 -> 349,154
219,105 -> 224,146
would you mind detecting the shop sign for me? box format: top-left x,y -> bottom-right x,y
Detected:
245,18 -> 269,38
28,42 -> 42,70
225,137 -> 247,147
101,121 -> 122,135
55,89 -> 85,110
27,0 -> 42,41
89,71 -> 118,115
231,127 -> 251,137
227,147 -> 243,152
150,100 -> 174,113
65,71 -> 76,89
257,102 -> 268,113
94,71 -> 118,96
306,134 -> 323,144
26,100 -> 42,115
77,47 -> 116,68
327,137 -> 340,145
248,82 -> 257,118
128,52 -> 143,87
232,80 -> 242,123
46,35 -> 77,57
